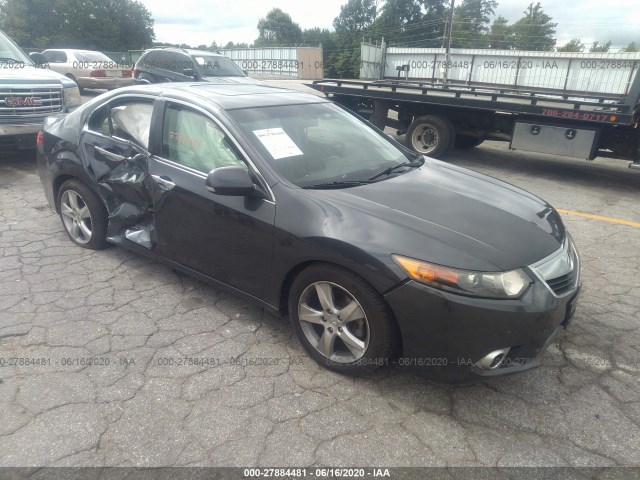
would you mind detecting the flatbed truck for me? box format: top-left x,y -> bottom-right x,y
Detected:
307,74 -> 640,170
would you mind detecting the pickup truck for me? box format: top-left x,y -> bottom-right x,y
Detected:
0,29 -> 82,151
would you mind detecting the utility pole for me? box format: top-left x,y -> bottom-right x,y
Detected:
443,0 -> 455,86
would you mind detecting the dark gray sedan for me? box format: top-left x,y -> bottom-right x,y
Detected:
37,83 -> 580,381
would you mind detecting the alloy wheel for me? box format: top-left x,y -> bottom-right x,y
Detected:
297,281 -> 370,363
60,189 -> 93,244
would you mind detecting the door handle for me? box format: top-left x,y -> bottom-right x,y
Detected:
151,175 -> 176,190
95,146 -> 125,161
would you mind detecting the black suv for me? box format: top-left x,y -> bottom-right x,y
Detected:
133,48 -> 258,85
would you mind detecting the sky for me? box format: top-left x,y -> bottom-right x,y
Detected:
140,0 -> 640,50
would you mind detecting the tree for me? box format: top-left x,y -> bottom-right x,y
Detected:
487,15 -> 513,49
451,0 -> 498,48
622,41 -> 639,52
373,0 -> 447,47
330,0 -> 378,78
333,0 -> 377,35
255,8 -> 302,47
224,41 -> 250,49
0,0 -> 154,50
590,41 -> 611,52
511,2 -> 556,51
301,28 -> 338,76
557,38 -> 585,52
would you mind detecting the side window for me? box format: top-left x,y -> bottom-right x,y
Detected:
161,104 -> 246,173
87,101 -> 154,149
43,51 -> 67,63
167,53 -> 192,73
88,105 -> 112,136
110,103 -> 153,148
141,51 -> 157,68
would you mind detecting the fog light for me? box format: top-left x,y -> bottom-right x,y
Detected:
475,348 -> 510,370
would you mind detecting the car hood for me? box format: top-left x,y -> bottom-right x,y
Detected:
307,158 -> 565,272
0,66 -> 77,87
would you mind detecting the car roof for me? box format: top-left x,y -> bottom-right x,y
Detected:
43,49 -> 103,54
145,48 -> 226,57
115,83 -> 329,110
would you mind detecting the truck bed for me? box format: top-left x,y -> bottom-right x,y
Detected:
308,79 -> 636,127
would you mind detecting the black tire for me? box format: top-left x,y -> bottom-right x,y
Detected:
136,73 -> 154,85
405,115 -> 456,158
56,179 -> 109,250
455,135 -> 485,149
288,264 -> 399,374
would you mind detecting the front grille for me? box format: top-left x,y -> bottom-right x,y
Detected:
530,236 -> 580,297
545,270 -> 578,296
0,85 -> 63,118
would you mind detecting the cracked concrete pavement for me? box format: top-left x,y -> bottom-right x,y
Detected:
0,80 -> 639,468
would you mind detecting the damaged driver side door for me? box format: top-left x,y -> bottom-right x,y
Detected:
81,96 -> 156,246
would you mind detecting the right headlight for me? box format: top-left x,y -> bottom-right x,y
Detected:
63,85 -> 82,111
392,254 -> 532,299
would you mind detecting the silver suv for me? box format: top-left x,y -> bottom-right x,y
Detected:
0,30 -> 82,151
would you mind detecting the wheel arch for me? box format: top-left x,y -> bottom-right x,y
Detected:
52,168 -> 106,214
52,173 -> 76,212
277,259 -> 405,356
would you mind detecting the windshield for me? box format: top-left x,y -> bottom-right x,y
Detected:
75,51 -> 112,62
229,103 -> 414,188
0,30 -> 32,65
194,55 -> 245,77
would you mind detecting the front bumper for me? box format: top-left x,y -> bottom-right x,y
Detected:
384,278 -> 580,382
0,122 -> 44,136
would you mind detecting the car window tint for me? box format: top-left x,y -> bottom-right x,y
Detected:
141,51 -> 157,67
110,103 -> 154,148
44,51 -> 67,63
75,51 -> 112,63
168,52 -> 192,73
162,105 -> 246,173
197,55 -> 244,77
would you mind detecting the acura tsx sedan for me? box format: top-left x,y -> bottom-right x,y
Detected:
37,83 -> 580,381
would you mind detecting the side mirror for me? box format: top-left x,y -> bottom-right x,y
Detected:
205,166 -> 256,196
29,52 -> 47,66
182,68 -> 197,78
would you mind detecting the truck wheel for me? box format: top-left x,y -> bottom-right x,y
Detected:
406,115 -> 455,158
455,135 -> 485,149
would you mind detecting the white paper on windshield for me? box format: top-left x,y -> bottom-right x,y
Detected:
253,128 -> 303,159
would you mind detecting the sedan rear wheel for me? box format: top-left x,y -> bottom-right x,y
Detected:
289,264 -> 399,373
57,179 -> 109,250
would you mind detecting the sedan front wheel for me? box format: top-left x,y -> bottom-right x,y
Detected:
289,264 -> 399,373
